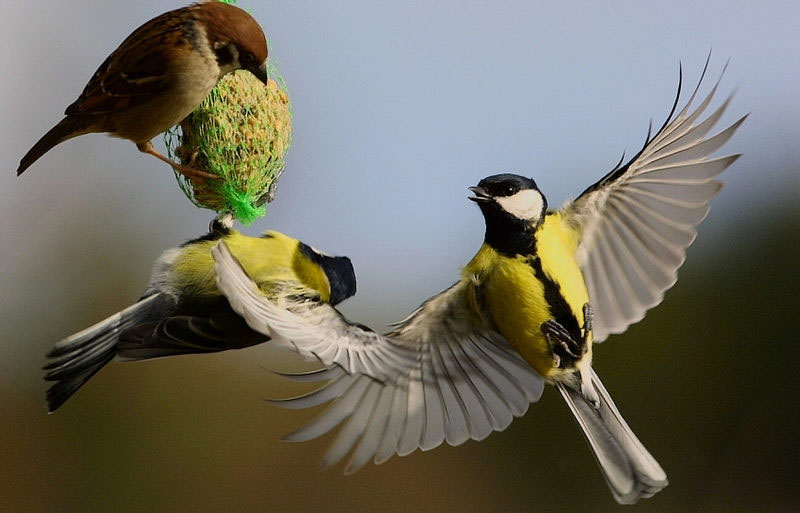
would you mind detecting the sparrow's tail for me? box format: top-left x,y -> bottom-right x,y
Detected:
43,293 -> 168,413
17,117 -> 93,175
558,368 -> 668,504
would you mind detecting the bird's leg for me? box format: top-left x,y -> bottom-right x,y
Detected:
137,141 -> 218,181
577,303 -> 600,407
174,144 -> 200,167
209,213 -> 234,233
582,302 -> 593,345
541,320 -> 582,369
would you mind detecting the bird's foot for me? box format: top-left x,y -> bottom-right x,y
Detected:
582,302 -> 593,344
138,141 -> 218,181
209,213 -> 234,233
541,320 -> 582,369
172,160 -> 218,182
175,147 -> 201,168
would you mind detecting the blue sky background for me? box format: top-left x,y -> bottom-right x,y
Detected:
2,1 -> 797,341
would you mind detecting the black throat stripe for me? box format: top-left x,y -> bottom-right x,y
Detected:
527,255 -> 582,345
483,212 -> 583,345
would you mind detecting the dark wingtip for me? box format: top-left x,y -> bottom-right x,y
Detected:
45,383 -> 72,413
17,156 -> 34,176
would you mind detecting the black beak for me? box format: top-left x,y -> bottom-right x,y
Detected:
248,60 -> 269,85
468,186 -> 492,202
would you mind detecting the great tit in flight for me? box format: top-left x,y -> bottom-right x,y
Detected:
212,65 -> 744,504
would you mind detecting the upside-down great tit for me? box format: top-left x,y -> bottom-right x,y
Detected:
44,217 -> 355,413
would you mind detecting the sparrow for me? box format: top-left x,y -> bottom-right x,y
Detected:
212,63 -> 745,503
17,1 -> 269,180
43,215 -> 356,413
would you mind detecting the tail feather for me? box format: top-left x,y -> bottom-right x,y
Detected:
44,293 -> 168,413
17,117 -> 93,175
44,332 -> 119,379
558,368 -> 667,504
44,351 -> 117,414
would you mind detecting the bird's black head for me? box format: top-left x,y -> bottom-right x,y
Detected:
297,243 -> 357,306
469,173 -> 548,255
322,256 -> 357,306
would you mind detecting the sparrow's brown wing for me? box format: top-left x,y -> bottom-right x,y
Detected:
65,7 -> 197,115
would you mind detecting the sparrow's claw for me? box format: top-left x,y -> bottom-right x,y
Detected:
187,150 -> 199,168
172,161 -> 218,182
138,141 -> 218,181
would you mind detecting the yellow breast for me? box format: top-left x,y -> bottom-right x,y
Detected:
467,213 -> 590,379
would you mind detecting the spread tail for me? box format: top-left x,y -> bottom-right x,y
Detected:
558,368 -> 668,504
43,294 -> 168,412
17,117 -> 92,175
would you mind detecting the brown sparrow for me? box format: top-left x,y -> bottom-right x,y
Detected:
17,1 -> 269,180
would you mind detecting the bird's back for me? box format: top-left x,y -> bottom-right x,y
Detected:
65,4 -> 219,141
171,230 -> 334,304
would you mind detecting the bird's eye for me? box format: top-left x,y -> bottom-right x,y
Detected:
504,185 -> 516,196
242,52 -> 255,64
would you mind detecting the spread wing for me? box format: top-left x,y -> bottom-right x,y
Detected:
563,62 -> 746,342
65,8 -> 194,115
212,241 -> 545,473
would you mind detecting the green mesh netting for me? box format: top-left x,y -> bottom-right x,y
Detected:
165,58 -> 292,225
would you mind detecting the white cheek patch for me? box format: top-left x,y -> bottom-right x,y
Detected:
495,189 -> 544,220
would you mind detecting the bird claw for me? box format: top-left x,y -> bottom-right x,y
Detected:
173,162 -> 219,182
582,302 -> 593,344
187,149 -> 199,168
138,141 -> 218,181
541,319 -> 582,368
174,149 -> 217,181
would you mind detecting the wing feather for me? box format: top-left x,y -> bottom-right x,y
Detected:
281,375 -> 365,443
565,65 -> 744,341
323,377 -> 381,468
398,372 -> 426,456
374,379 -> 409,464
430,340 -> 472,446
344,383 -> 394,474
212,242 -> 544,470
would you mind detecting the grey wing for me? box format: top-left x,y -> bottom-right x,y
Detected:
212,241 -> 545,473
212,241 -> 415,381
563,62 -> 746,342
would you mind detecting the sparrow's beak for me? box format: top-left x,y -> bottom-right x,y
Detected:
248,60 -> 269,85
468,186 -> 492,202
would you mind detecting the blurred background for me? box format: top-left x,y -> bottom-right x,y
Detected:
1,1 -> 798,511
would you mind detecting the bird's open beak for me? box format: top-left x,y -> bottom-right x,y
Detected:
248,60 -> 269,85
468,186 -> 492,202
